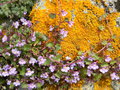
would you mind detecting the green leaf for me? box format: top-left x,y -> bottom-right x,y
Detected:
23,44 -> 31,51
12,34 -> 18,38
112,34 -> 116,39
0,25 -> 3,29
49,13 -> 56,19
110,60 -> 116,65
80,68 -> 87,78
37,83 -> 42,88
78,51 -> 83,55
54,25 -> 59,29
46,42 -> 54,48
43,58 -> 51,65
92,53 -> 100,60
52,54 -> 62,61
20,67 -> 25,76
55,71 -> 62,78
107,47 -> 114,51
41,35 -> 47,41
85,60 -> 92,65
35,32 -> 41,37
101,63 -> 109,67
98,25 -> 104,31
21,83 -> 28,88
64,18 -> 69,22
93,73 -> 102,81
55,44 -> 61,51
101,40 -> 108,45
10,84 -> 14,89
43,49 -> 48,54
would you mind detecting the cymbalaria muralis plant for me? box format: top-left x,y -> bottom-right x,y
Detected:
0,0 -> 119,90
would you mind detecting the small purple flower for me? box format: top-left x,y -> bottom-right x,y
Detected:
49,25 -> 54,31
27,20 -> 32,27
40,72 -> 48,79
73,76 -> 80,82
65,76 -> 70,83
49,65 -> 56,72
25,69 -> 34,76
72,71 -> 79,77
9,68 -> 17,75
61,10 -> 68,16
31,32 -> 36,41
0,29 -> 2,35
61,66 -> 70,72
88,62 -> 99,70
71,79 -> 77,83
3,65 -> 11,71
60,29 -> 68,38
88,57 -> 94,61
18,58 -> 26,65
87,69 -> 93,77
20,17 -> 28,25
16,40 -> 26,47
2,35 -> 7,42
13,21 -> 19,28
110,72 -> 119,80
38,56 -> 46,65
99,67 -> 109,74
119,64 -> 120,70
105,57 -> 112,62
9,44 -> 14,48
2,71 -> 9,77
11,48 -> 21,57
28,83 -> 36,89
7,80 -> 11,85
24,11 -> 27,15
70,63 -> 76,70
54,78 -> 60,82
51,75 -> 56,79
80,55 -> 85,60
5,52 -> 11,56
13,80 -> 20,86
77,60 -> 85,67
68,21 -> 74,27
65,56 -> 71,60
29,57 -> 37,65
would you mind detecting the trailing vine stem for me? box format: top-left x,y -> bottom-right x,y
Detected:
0,0 -> 17,6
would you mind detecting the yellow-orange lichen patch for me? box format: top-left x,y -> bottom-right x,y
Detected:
30,0 -> 120,60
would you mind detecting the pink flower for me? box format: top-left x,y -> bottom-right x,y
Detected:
49,25 -> 54,31
110,72 -> 119,80
40,72 -> 48,79
68,21 -> 74,27
88,62 -> 99,70
28,83 -> 36,89
29,57 -> 37,65
25,69 -> 34,76
19,58 -> 26,65
99,67 -> 109,74
2,35 -> 7,42
61,10 -> 68,16
87,70 -> 93,77
60,29 -> 68,38
105,57 -> 112,62
13,21 -> 19,28
61,66 -> 70,72
13,80 -> 20,86
49,65 -> 56,72
11,48 -> 21,57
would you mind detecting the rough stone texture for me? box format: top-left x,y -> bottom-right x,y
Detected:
32,0 -> 120,90
115,0 -> 120,12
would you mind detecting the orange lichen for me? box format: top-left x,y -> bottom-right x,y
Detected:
30,0 -> 120,60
